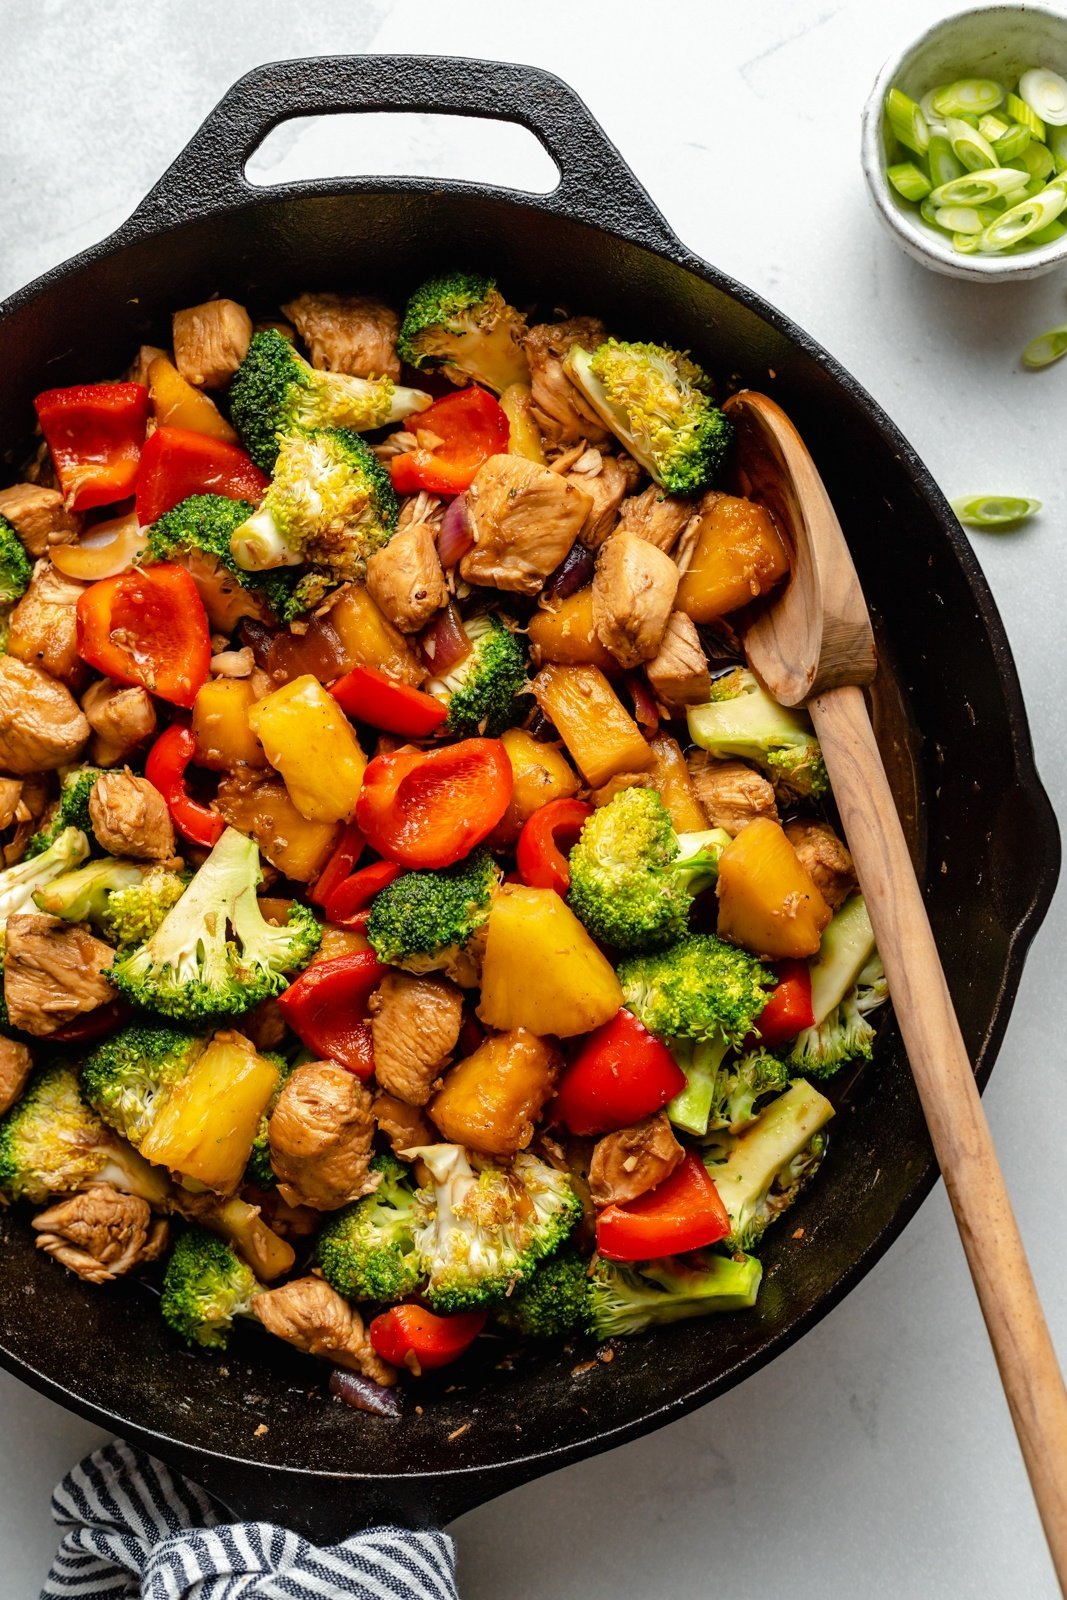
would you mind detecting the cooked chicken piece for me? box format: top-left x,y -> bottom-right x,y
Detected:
252,1276 -> 396,1384
397,491 -> 444,535
0,779 -> 22,834
567,452 -> 642,550
0,483 -> 78,557
589,771 -> 656,808
88,769 -> 176,862
282,292 -> 401,380
592,531 -> 679,669
251,1189 -> 320,1241
126,344 -> 168,387
369,971 -> 464,1107
80,680 -> 157,768
32,1187 -> 168,1284
7,561 -> 88,687
4,913 -> 115,1036
687,753 -> 778,836
268,1062 -> 379,1211
616,484 -> 695,554
524,317 -> 612,448
177,548 -> 269,633
172,298 -> 253,389
373,1091 -> 434,1160
645,611 -> 711,708
0,1036 -> 32,1116
784,818 -> 857,911
461,455 -> 592,596
366,521 -> 448,633
589,1112 -> 684,1207
3,775 -> 49,866
0,657 -> 89,774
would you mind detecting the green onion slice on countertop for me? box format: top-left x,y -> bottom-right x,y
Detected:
951,496 -> 1042,528
1021,325 -> 1067,368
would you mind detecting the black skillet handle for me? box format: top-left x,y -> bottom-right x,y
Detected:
123,54 -> 679,254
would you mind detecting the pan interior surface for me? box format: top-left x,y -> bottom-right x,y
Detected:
0,180 -> 1055,1528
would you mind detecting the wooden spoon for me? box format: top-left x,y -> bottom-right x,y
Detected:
724,388 -> 1067,1591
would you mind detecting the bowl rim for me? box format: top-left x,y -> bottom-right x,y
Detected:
860,1 -> 1067,281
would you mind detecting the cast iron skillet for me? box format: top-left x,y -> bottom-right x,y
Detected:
0,56 -> 1058,1542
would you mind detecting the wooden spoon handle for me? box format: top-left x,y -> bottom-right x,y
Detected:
810,684 -> 1067,1592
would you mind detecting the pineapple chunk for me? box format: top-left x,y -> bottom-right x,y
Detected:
140,1032 -> 280,1194
532,663 -> 653,789
647,734 -> 709,833
477,883 -> 623,1037
716,817 -> 831,959
676,493 -> 790,622
430,1029 -> 560,1155
192,677 -> 267,772
490,727 -> 580,848
528,588 -> 619,674
248,674 -> 366,824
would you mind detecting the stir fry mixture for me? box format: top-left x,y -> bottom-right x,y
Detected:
0,276 -> 887,1397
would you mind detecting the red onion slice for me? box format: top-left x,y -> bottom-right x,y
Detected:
329,1368 -> 403,1417
437,495 -> 474,567
542,541 -> 596,604
624,671 -> 660,737
422,602 -> 472,675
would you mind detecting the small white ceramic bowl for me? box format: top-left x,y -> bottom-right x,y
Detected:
861,3 -> 1067,281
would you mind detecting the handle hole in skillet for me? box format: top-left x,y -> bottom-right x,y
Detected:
245,111 -> 561,195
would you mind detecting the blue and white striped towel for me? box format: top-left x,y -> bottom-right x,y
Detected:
41,1440 -> 459,1599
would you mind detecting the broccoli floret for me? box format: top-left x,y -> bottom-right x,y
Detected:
0,826 -> 90,933
494,1248 -> 591,1339
0,514 -> 32,607
397,272 -> 529,393
144,493 -> 299,622
80,1022 -> 207,1147
564,340 -> 731,495
788,954 -> 888,1078
367,848 -> 499,986
409,1143 -> 581,1313
316,1153 -> 423,1301
568,787 -> 730,954
426,613 -> 527,737
25,772 -> 104,858
702,1079 -> 834,1251
587,1251 -> 763,1338
619,934 -> 774,1050
229,328 -> 430,473
0,1063 -> 170,1206
229,427 -> 399,586
160,1225 -> 261,1350
111,827 -> 321,1024
671,1041 -> 791,1138
99,866 -> 191,948
688,668 -> 828,800
33,857 -> 144,927
243,1052 -> 292,1190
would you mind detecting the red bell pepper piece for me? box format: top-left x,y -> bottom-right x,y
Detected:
77,564 -> 212,709
48,998 -> 133,1045
754,959 -> 815,1048
369,1305 -> 487,1374
325,860 -> 405,927
596,1150 -> 731,1261
134,425 -> 269,525
331,665 -> 448,739
308,822 -> 365,909
144,723 -> 225,849
553,1008 -> 686,1137
516,798 -> 594,897
389,387 -> 509,496
356,737 -> 513,870
276,949 -> 386,1078
34,382 -> 150,511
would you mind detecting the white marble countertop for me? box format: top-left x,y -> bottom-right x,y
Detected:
3,0 -> 1066,1594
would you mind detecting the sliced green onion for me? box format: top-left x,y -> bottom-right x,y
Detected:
1005,90 -> 1046,141
1019,67 -> 1067,127
951,496 -> 1041,529
946,115 -> 998,171
1028,216 -> 1067,246
978,113 -> 1009,142
978,182 -> 1067,249
930,167 -> 1028,205
919,196 -> 942,227
1020,140 -> 1056,180
1049,124 -> 1067,172
885,87 -> 930,155
936,204 -> 985,234
1022,324 -> 1067,367
931,78 -> 1005,117
887,161 -> 932,201
952,232 -> 981,253
993,122 -> 1032,162
927,131 -> 965,187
